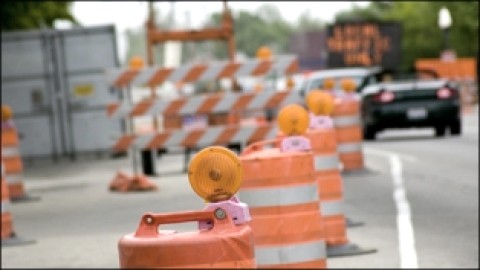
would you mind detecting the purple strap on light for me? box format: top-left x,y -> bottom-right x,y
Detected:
280,135 -> 311,152
309,114 -> 334,129
1,120 -> 15,130
339,93 -> 360,101
198,196 -> 251,230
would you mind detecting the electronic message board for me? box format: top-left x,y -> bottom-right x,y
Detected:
327,22 -> 402,70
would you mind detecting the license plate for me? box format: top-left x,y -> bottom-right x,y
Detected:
407,108 -> 427,119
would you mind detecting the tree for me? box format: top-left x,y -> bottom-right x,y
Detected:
295,10 -> 325,32
1,1 -> 77,31
335,2 -> 390,22
206,4 -> 294,59
384,2 -> 478,71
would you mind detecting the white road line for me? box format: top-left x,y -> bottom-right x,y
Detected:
390,154 -> 419,269
364,147 -> 418,163
364,147 -> 419,268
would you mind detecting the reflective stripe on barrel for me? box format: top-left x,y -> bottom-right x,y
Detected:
314,154 -> 340,171
1,147 -> 19,158
333,115 -> 361,127
256,239 -> 326,265
337,142 -> 362,153
239,182 -> 318,208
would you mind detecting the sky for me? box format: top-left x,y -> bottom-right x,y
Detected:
71,1 -> 370,63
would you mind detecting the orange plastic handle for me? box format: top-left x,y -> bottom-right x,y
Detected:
241,138 -> 282,156
133,209 -> 234,237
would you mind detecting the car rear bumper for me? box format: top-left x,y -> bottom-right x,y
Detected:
363,99 -> 461,129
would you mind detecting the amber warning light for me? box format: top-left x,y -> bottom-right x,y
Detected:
277,104 -> 312,152
188,146 -> 251,228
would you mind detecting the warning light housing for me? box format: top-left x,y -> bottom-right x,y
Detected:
322,78 -> 336,91
188,146 -> 243,203
129,56 -> 145,70
306,90 -> 335,116
341,78 -> 357,93
1,105 -> 13,121
277,104 -> 310,136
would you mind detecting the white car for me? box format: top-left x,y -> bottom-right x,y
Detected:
298,66 -> 382,97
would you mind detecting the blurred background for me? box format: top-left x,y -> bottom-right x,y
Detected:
1,1 -> 478,160
2,1 -> 478,71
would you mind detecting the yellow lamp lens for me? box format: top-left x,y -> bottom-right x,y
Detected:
277,104 -> 309,136
129,56 -> 145,70
188,146 -> 243,202
322,78 -> 335,90
1,105 -> 13,121
341,78 -> 356,93
306,90 -> 335,116
256,46 -> 272,60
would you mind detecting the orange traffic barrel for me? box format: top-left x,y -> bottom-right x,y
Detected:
331,96 -> 364,172
1,162 -> 35,246
239,140 -> 327,268
305,129 -> 345,242
1,120 -> 40,202
118,208 -> 255,268
1,164 -> 13,240
332,79 -> 366,172
305,128 -> 375,257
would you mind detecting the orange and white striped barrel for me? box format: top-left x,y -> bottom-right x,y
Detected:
332,96 -> 364,171
239,146 -> 327,268
118,210 -> 255,268
305,128 -> 348,246
1,163 -> 13,240
1,123 -> 27,200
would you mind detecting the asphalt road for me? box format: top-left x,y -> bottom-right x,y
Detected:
2,110 -> 478,268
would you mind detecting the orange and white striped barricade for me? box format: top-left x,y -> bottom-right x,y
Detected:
118,197 -> 255,268
305,115 -> 375,257
106,56 -> 301,176
239,136 -> 327,268
111,122 -> 283,175
105,55 -> 299,131
106,90 -> 303,126
106,55 -> 299,91
1,120 -> 40,202
331,93 -> 367,173
1,162 -> 35,246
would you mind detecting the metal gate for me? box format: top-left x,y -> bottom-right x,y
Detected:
1,25 -> 123,160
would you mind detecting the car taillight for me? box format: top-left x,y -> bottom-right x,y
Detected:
373,90 -> 395,103
437,88 -> 453,99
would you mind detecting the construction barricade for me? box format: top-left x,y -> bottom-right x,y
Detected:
239,104 -> 327,268
331,79 -> 367,173
304,90 -> 375,257
118,146 -> 255,268
1,105 -> 40,202
105,55 -> 301,176
1,162 -> 35,246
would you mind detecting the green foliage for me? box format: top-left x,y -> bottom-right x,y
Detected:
335,2 -> 390,22
1,1 -> 77,31
295,10 -> 325,32
208,5 -> 294,59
